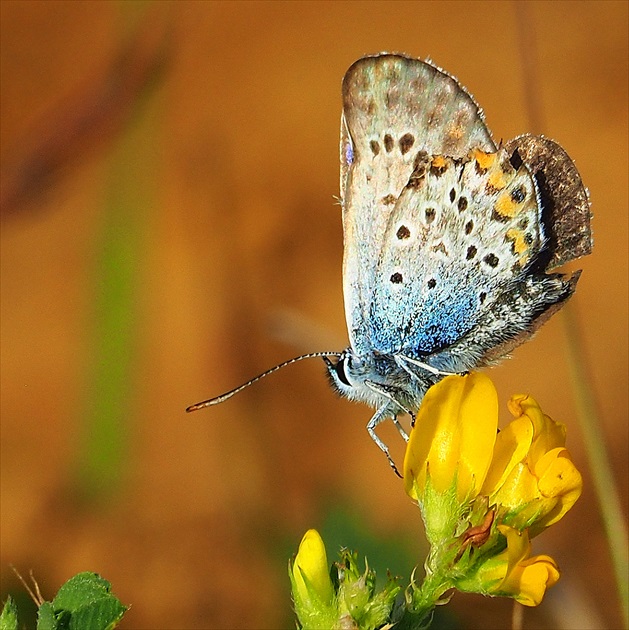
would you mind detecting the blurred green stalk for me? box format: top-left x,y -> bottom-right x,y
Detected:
77,5 -> 164,499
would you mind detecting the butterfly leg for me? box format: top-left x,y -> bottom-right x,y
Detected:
365,380 -> 411,441
366,406 -> 402,477
409,410 -> 417,429
391,415 -> 410,442
398,354 -> 461,377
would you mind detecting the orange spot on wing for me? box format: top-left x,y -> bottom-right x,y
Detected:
473,149 -> 497,170
507,228 -> 527,255
506,228 -> 530,266
488,168 -> 508,190
495,191 -> 519,218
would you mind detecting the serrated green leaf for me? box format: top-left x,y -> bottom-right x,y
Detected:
51,573 -> 127,630
67,597 -> 126,630
52,573 -> 112,610
0,595 -> 19,630
36,602 -> 58,630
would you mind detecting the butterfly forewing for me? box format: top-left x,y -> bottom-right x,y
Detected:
340,54 -> 495,356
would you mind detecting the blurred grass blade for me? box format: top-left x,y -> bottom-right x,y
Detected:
77,9 -> 169,498
562,304 -> 629,628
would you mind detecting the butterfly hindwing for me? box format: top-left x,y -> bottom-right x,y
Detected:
505,134 -> 592,270
368,148 -> 545,357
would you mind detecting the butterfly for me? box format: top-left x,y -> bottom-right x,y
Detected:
188,53 -> 592,474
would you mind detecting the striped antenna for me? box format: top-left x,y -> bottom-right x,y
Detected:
186,351 -> 343,412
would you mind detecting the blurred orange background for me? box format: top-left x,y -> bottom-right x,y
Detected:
1,2 -> 627,629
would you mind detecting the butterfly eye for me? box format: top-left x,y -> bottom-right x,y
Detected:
335,356 -> 351,386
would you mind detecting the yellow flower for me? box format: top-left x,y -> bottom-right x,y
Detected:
404,373 -> 582,539
479,525 -> 560,606
402,373 -> 580,611
404,372 -> 498,505
290,529 -> 335,608
481,393 -> 582,535
289,529 -> 338,628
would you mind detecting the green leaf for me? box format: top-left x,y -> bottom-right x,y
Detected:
52,573 -> 112,610
66,598 -> 126,630
51,573 -> 127,630
0,596 -> 18,630
36,602 -> 59,630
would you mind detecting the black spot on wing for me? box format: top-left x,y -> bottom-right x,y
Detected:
396,225 -> 411,239
509,148 -> 524,170
483,253 -> 499,268
399,133 -> 415,154
511,186 -> 526,203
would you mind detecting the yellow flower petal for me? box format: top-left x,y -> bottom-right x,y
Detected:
494,526 -> 560,606
509,393 -> 566,462
490,462 -> 541,511
456,374 -> 499,501
404,373 -> 498,503
512,555 -> 561,606
481,415 -> 533,495
532,448 -> 583,532
292,529 -> 334,606
498,524 -> 530,567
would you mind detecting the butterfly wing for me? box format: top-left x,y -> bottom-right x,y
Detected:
505,134 -> 592,270
340,54 -> 495,356
369,149 -> 546,358
429,135 -> 592,368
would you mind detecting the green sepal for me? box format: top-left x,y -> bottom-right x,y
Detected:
336,549 -> 400,630
288,560 -> 338,629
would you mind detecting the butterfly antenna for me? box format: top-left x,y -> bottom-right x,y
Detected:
186,351 -> 343,412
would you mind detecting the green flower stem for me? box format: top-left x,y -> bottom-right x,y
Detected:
411,570 -> 453,613
392,569 -> 453,630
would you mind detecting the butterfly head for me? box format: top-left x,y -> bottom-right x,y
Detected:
323,348 -> 426,413
323,349 -> 360,396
